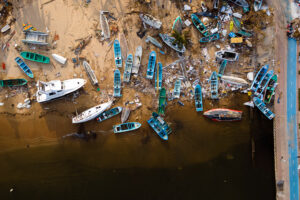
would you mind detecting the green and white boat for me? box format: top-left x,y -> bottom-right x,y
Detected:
0,79 -> 28,87
20,51 -> 50,64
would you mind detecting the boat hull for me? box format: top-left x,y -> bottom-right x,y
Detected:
83,61 -> 98,85
113,40 -> 122,68
253,97 -> 275,120
15,57 -> 34,78
52,54 -> 67,64
147,112 -> 171,140
21,51 -> 50,64
191,14 -> 208,36
113,122 -> 141,133
250,65 -> 269,92
113,69 -> 122,97
123,54 -> 133,82
210,71 -> 218,99
195,84 -> 203,112
132,46 -> 142,74
146,51 -> 156,79
204,108 -> 242,122
96,107 -> 122,122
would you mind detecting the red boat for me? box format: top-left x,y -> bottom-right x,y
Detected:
203,108 -> 242,122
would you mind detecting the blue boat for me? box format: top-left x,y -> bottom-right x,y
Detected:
253,97 -> 275,120
15,57 -> 34,78
199,33 -> 220,43
113,122 -> 141,133
155,62 -> 163,90
113,40 -> 122,68
194,84 -> 203,112
147,112 -> 172,141
217,60 -> 227,77
191,14 -> 209,36
250,64 -> 269,93
146,51 -> 156,79
96,107 -> 122,122
173,79 -> 181,99
255,70 -> 274,96
123,54 -> 133,82
113,69 -> 122,97
210,71 -> 218,99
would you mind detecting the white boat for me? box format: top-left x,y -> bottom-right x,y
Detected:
146,36 -> 162,49
36,79 -> 87,103
215,50 -> 239,62
22,31 -> 48,45
221,75 -> 248,86
140,13 -> 162,29
1,24 -> 10,33
132,46 -> 142,74
100,11 -> 110,39
83,61 -> 98,85
52,54 -> 67,64
121,107 -> 131,123
244,101 -> 254,108
159,33 -> 186,53
72,101 -> 113,124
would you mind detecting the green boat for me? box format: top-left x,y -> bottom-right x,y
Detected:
20,51 -> 50,64
158,88 -> 166,115
0,78 -> 28,87
264,74 -> 278,104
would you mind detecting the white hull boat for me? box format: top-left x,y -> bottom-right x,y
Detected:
215,50 -> 239,62
221,75 -> 248,86
22,31 -> 48,45
121,107 -> 131,123
1,24 -> 10,33
140,14 -> 162,29
100,11 -> 110,39
83,61 -> 98,85
52,54 -> 67,64
132,46 -> 142,74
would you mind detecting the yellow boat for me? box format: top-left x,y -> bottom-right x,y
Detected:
230,21 -> 234,31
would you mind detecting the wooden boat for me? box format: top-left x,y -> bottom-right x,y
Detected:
199,33 -> 220,43
194,84 -> 203,112
20,51 -> 50,64
139,13 -> 162,29
121,107 -> 131,123
204,108 -> 242,122
0,79 -> 28,87
173,79 -> 181,99
100,11 -> 110,39
123,54 -> 133,82
264,74 -> 277,104
96,107 -> 122,122
22,31 -> 48,45
158,88 -> 167,115
217,60 -> 227,77
254,0 -> 263,12
215,50 -> 239,62
72,101 -> 113,123
255,70 -> 274,96
233,17 -> 241,30
146,51 -> 156,79
83,61 -> 98,85
113,69 -> 122,97
146,36 -> 162,49
147,112 -> 172,141
1,24 -> 10,33
172,16 -> 183,34
15,57 -> 34,78
155,62 -> 163,90
253,97 -> 275,120
227,0 -> 249,8
250,64 -> 269,92
159,33 -> 186,53
113,40 -> 122,68
52,54 -> 67,64
221,75 -> 248,86
191,14 -> 209,36
132,46 -> 142,74
210,71 -> 218,99
237,30 -> 252,37
113,122 -> 141,134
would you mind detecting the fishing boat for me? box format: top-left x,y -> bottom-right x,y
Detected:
139,13 -> 162,29
158,88 -> 167,115
121,107 -> 131,123
264,74 -> 277,104
113,69 -> 122,97
155,62 -> 163,90
253,97 -> 275,120
217,60 -> 227,77
215,50 -> 239,62
20,51 -> 50,64
194,84 -> 203,112
1,24 -> 10,33
191,14 -> 209,36
254,0 -> 263,12
204,108 -> 243,122
199,33 -> 220,43
210,71 -> 218,99
250,64 -> 269,92
83,61 -> 98,85
146,36 -> 162,49
123,54 -> 133,82
159,33 -> 186,53
148,112 -> 172,141
172,16 -> 183,34
237,30 -> 252,37
100,11 -> 110,39
113,40 -> 122,68
113,122 -> 141,134
233,17 -> 241,29
72,101 -> 113,124
132,46 -> 142,74
52,54 -> 67,64
227,0 -> 249,8
255,70 -> 274,96
213,0 -> 219,9
173,79 -> 181,99
96,107 -> 122,122
22,31 -> 48,45
36,79 -> 87,103
146,51 -> 156,79
15,57 -> 34,78
0,79 -> 28,87
119,32 -> 128,60
221,75 -> 248,86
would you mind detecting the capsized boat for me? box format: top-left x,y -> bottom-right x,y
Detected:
194,84 -> 203,112
52,54 -> 67,65
159,33 -> 186,53
96,107 -> 122,122
113,40 -> 122,68
139,13 -> 162,29
132,46 -> 142,74
123,54 -> 133,82
15,57 -> 34,78
21,51 -> 50,64
146,51 -> 156,79
146,36 -> 162,49
191,14 -> 209,36
100,11 -> 110,39
173,79 -> 181,99
121,107 -> 131,123
36,79 -> 87,103
253,97 -> 275,120
147,112 -> 172,141
217,60 -> 227,77
113,122 -> 141,133
250,64 -> 269,92
119,32 -> 128,60
155,62 -> 163,90
210,71 -> 218,99
199,33 -> 220,43
83,61 -> 98,85
158,88 -> 167,115
215,50 -> 239,62
255,70 -> 274,96
72,101 -> 113,124
264,74 -> 277,104
172,16 -> 183,34
227,0 -> 249,8
221,75 -> 248,86
204,108 -> 242,122
254,0 -> 263,12
22,31 -> 48,45
0,79 -> 28,87
237,30 -> 252,37
113,69 -> 122,97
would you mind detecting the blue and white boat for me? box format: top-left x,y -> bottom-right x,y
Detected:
253,97 -> 275,120
191,14 -> 209,36
97,107 -> 122,122
15,57 -> 34,78
123,54 -> 133,82
173,79 -> 181,99
113,40 -> 122,68
113,69 -> 122,97
217,60 -> 227,77
113,122 -> 141,133
155,62 -> 163,90
146,51 -> 156,79
147,112 -> 172,141
255,70 -> 274,96
210,71 -> 218,99
254,0 -> 263,12
250,64 -> 269,93
194,84 -> 203,112
199,33 -> 220,43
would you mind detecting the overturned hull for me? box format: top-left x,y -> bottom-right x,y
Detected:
204,108 -> 243,122
140,13 -> 162,29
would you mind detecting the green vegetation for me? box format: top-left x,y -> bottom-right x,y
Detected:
171,30 -> 191,48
